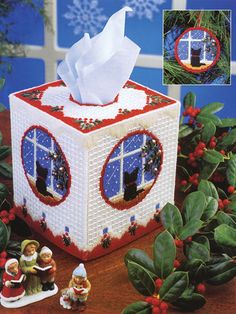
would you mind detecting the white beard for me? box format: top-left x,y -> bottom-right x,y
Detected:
21,251 -> 38,261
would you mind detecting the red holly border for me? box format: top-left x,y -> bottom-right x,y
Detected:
21,125 -> 72,207
14,80 -> 176,134
174,27 -> 221,74
15,205 -> 161,261
99,130 -> 163,210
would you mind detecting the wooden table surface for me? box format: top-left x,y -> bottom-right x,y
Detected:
0,110 -> 236,314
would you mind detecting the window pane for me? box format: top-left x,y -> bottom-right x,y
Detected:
124,134 -> 143,153
178,41 -> 189,60
110,146 -> 121,159
22,139 -> 34,177
103,160 -> 120,198
36,129 -> 52,149
191,30 -> 204,39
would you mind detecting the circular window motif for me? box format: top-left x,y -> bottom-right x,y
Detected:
174,27 -> 220,73
21,126 -> 70,206
100,130 -> 163,210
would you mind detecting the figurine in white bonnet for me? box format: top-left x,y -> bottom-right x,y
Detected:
38,246 -> 57,291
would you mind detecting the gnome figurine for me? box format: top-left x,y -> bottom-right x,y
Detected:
60,263 -> 91,311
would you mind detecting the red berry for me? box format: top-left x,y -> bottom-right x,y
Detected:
180,180 -> 187,186
8,213 -> 15,221
198,142 -> 206,149
218,199 -> 224,209
228,186 -> 235,194
210,136 -> 216,141
155,278 -> 163,289
220,150 -> 225,155
175,239 -> 184,248
188,118 -> 194,125
192,179 -> 199,186
196,283 -> 206,294
160,302 -> 168,310
152,307 -> 160,314
196,123 -> 202,128
196,108 -> 201,114
0,251 -> 7,258
0,210 -> 8,218
9,208 -> 16,214
209,141 -> 216,149
195,149 -> 204,157
177,145 -> 181,153
145,296 -> 153,304
185,236 -> 193,243
183,110 -> 188,117
0,258 -> 6,267
151,298 -> 160,306
174,259 -> 181,268
193,173 -> 199,178
223,199 -> 230,206
1,218 -> 9,224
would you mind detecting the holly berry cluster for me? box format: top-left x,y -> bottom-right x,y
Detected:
0,207 -> 16,225
183,106 -> 201,126
145,292 -> 168,314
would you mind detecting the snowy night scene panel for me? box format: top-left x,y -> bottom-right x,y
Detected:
123,152 -> 142,186
191,30 -> 204,40
36,147 -> 51,187
178,41 -> 189,60
110,146 -> 121,159
124,134 -> 143,154
103,160 -> 121,199
22,139 -> 35,177
36,129 -> 52,149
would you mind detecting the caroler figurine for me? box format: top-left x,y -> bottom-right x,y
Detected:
60,263 -> 91,311
0,239 -> 58,308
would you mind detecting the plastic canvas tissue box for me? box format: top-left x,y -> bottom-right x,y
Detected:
10,8 -> 180,260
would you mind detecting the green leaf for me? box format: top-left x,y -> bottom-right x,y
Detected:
201,196 -> 218,221
217,212 -> 236,228
217,187 -> 228,200
195,236 -> 210,251
226,154 -> 236,186
0,78 -> 5,89
199,162 -> 219,180
122,302 -> 152,314
183,92 -> 196,109
0,146 -> 11,160
220,118 -> 236,128
179,125 -> 194,139
179,219 -> 203,240
207,260 -> 236,285
214,224 -> 236,248
203,150 -> 224,164
0,183 -> 8,204
186,241 -> 210,262
0,162 -> 12,178
153,230 -> 176,279
0,131 -> 2,145
218,128 -> 236,149
0,103 -> 6,112
124,249 -> 156,277
198,179 -> 219,200
160,203 -> 183,236
201,121 -> 216,143
183,191 -> 206,223
159,272 -> 188,302
127,261 -> 156,296
173,293 -> 206,311
201,102 -> 224,114
0,219 -> 8,251
197,113 -> 222,126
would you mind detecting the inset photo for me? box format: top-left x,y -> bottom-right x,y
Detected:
163,10 -> 231,85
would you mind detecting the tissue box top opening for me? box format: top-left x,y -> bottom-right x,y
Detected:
12,79 -> 176,134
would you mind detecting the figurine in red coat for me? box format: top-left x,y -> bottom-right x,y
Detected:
0,258 -> 25,302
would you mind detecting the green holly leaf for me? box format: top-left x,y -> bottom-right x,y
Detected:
179,125 -> 194,139
217,187 -> 228,200
186,241 -> 210,262
218,129 -> 236,149
195,236 -> 210,251
178,219 -> 203,240
196,113 -> 222,126
198,179 -> 219,200
226,154 -> 236,187
124,249 -> 156,277
172,293 -> 206,311
183,92 -> 196,109
183,191 -> 206,223
228,200 -> 236,214
201,121 -> 216,143
153,230 -> 176,279
0,131 -> 2,145
206,260 -> 236,285
159,272 -> 189,302
0,146 -> 11,160
160,202 -> 183,236
0,219 -> 8,252
200,102 -> 224,114
122,302 -> 152,314
214,224 -> 236,248
127,261 -> 156,296
201,196 -> 218,221
217,212 -> 236,228
199,162 -> 219,180
220,118 -> 236,128
203,150 -> 224,164
0,103 -> 6,113
0,183 -> 8,204
0,162 -> 12,178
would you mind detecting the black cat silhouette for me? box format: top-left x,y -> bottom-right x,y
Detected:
191,48 -> 206,67
123,167 -> 144,201
36,161 -> 53,198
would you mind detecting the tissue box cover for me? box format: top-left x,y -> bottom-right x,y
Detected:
10,80 -> 180,260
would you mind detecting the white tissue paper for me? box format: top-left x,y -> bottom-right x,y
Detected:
57,7 -> 140,105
